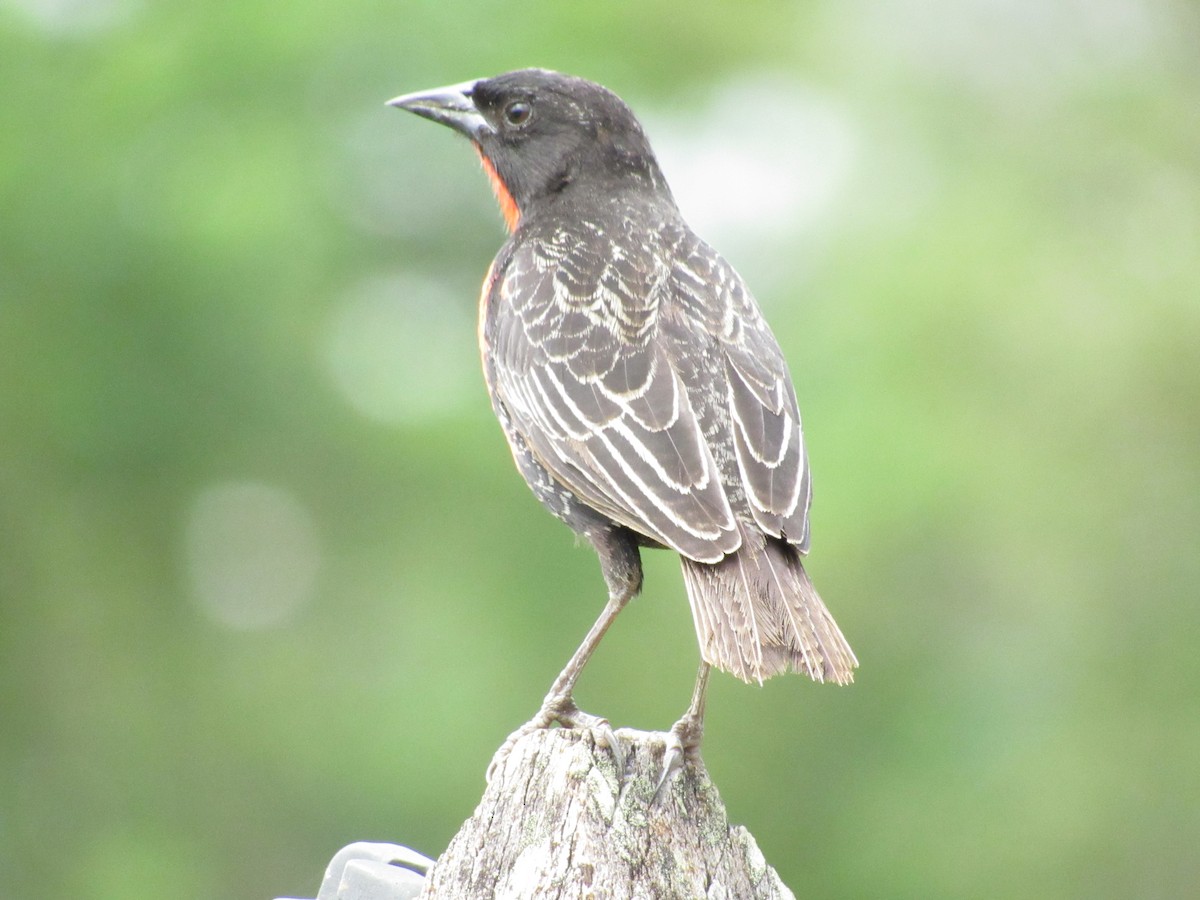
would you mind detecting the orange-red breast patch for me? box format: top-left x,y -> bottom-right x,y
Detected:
475,144 -> 521,233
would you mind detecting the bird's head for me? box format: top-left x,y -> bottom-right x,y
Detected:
389,68 -> 670,232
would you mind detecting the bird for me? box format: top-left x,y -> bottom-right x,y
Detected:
388,69 -> 856,779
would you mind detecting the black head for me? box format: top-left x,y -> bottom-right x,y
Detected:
389,69 -> 672,228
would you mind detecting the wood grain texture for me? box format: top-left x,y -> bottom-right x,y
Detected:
421,727 -> 795,899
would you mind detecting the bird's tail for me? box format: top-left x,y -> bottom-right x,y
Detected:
680,525 -> 857,685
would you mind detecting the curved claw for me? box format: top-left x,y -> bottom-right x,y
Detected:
653,732 -> 686,800
486,724 -> 530,784
596,721 -> 626,776
652,698 -> 706,800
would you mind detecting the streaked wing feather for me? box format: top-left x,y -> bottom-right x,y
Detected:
491,237 -> 740,563
669,234 -> 813,551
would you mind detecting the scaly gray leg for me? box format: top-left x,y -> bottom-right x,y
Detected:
655,662 -> 711,799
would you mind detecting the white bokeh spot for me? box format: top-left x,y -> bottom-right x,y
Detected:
185,481 -> 321,630
325,272 -> 476,425
647,76 -> 859,247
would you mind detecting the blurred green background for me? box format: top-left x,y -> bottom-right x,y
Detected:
3,1 -> 1198,898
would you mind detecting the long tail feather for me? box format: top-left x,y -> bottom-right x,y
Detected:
680,525 -> 857,685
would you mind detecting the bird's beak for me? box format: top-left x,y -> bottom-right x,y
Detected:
387,79 -> 493,138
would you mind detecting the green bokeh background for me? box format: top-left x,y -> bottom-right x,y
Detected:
3,2 -> 1198,898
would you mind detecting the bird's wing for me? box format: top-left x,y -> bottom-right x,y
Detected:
667,234 -> 813,552
487,231 -> 740,564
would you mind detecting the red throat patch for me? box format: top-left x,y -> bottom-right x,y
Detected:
475,144 -> 521,233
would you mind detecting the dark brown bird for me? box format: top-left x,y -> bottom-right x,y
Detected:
389,69 -> 855,775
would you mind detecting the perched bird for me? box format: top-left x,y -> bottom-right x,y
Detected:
389,69 -> 855,774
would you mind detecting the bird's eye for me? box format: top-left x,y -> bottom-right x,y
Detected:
503,100 -> 533,127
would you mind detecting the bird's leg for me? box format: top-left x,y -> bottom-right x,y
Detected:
487,527 -> 642,782
655,661 -> 711,798
530,590 -> 632,729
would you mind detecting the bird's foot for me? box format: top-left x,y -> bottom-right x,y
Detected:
486,693 -> 624,783
653,709 -> 705,800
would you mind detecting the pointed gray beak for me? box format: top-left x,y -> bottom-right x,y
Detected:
387,79 -> 493,138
